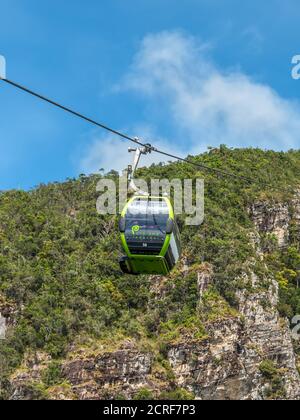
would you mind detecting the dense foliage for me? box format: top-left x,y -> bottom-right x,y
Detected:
0,147 -> 299,398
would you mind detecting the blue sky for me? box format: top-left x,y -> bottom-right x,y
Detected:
0,0 -> 299,190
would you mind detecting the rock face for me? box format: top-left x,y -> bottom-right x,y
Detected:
249,191 -> 300,248
10,352 -> 52,400
0,295 -> 17,326
168,273 -> 300,400
0,295 -> 17,339
250,202 -> 290,248
62,342 -> 153,400
10,342 -> 155,401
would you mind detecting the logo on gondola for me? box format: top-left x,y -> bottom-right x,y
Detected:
132,225 -> 140,235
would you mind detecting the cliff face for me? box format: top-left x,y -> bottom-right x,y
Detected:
169,274 -> 300,400
250,190 -> 300,249
250,202 -> 290,248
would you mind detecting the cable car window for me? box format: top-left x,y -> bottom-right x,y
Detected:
125,199 -> 169,241
125,214 -> 168,236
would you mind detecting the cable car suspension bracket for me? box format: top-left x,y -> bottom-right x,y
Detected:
127,138 -> 156,195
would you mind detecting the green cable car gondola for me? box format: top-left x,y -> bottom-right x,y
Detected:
119,195 -> 181,275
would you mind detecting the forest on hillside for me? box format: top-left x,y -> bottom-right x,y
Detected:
0,147 -> 300,399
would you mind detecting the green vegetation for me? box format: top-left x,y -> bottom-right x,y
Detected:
259,360 -> 286,399
0,147 -> 299,398
133,388 -> 154,400
159,388 -> 195,400
200,288 -> 239,322
42,361 -> 63,387
268,247 -> 300,318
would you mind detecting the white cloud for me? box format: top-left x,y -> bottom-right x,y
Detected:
121,30 -> 300,150
80,30 -> 300,173
242,27 -> 264,53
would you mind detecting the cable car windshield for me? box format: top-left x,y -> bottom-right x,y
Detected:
125,199 -> 169,240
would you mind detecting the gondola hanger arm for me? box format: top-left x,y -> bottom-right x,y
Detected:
127,139 -> 155,195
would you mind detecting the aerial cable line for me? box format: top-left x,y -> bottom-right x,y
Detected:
2,78 -> 142,147
0,78 -> 255,183
0,77 -> 288,188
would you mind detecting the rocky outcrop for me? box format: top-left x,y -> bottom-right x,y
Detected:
10,352 -> 52,400
249,190 -> 300,249
292,190 -> 300,222
0,294 -> 18,339
168,318 -> 244,400
167,270 -> 300,400
10,341 -> 156,401
62,341 -> 153,400
0,295 -> 17,326
249,201 -> 291,248
197,264 -> 214,302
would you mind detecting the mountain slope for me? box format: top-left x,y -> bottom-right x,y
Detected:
0,147 -> 300,400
